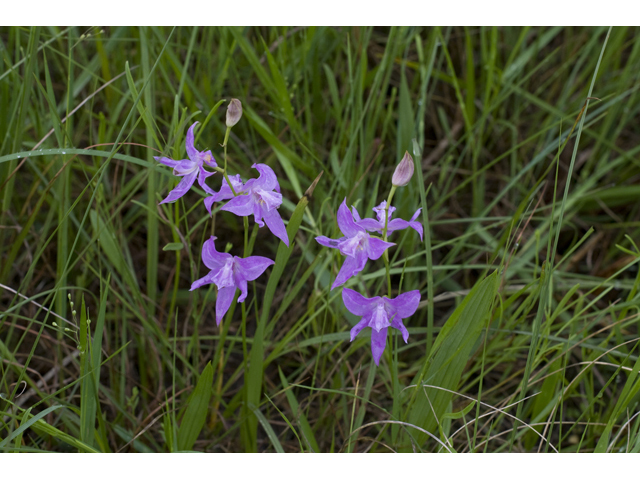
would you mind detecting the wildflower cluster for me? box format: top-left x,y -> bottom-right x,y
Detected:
315,151 -> 422,365
154,100 -> 287,325
154,99 -> 422,366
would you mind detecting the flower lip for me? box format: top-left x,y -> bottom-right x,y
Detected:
253,188 -> 282,211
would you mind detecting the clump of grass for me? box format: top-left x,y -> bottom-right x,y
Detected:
1,26 -> 640,453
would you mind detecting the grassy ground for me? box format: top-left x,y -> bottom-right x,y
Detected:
1,26 -> 640,453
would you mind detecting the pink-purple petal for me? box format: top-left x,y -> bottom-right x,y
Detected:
155,156 -> 180,168
262,208 -> 289,246
251,163 -> 279,192
357,218 -> 383,232
256,189 -> 283,210
386,218 -> 408,233
410,221 -> 424,240
214,175 -> 244,201
373,201 -> 396,224
386,290 -> 421,319
315,235 -> 344,250
236,279 -> 249,303
409,208 -> 424,240
215,286 -> 236,326
189,271 -> 216,291
370,302 -> 390,332
221,194 -> 254,216
201,236 -> 231,270
235,255 -> 275,282
252,201 -> 266,227
350,317 -> 370,342
390,316 -> 410,343
185,122 -> 199,163
337,199 -> 364,237
331,249 -> 368,289
204,196 -> 215,216
200,149 -> 217,168
351,206 -> 361,222
172,160 -> 197,176
342,288 -> 378,317
159,170 -> 198,204
370,327 -> 388,366
366,237 -> 395,260
198,166 -> 216,195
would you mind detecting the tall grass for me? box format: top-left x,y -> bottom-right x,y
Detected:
2,26 -> 640,452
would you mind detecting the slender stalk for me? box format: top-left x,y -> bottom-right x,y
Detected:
381,186 -> 397,296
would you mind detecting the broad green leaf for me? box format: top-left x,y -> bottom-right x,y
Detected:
406,271 -> 498,448
177,361 -> 214,451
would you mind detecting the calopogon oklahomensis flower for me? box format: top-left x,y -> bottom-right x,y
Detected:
342,288 -> 420,365
217,163 -> 290,247
315,199 -> 394,289
190,236 -> 274,325
154,122 -> 217,204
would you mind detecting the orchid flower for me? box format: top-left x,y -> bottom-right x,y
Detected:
352,201 -> 423,240
343,288 -> 420,365
203,174 -> 245,215
154,122 -> 217,204
219,164 -> 290,246
316,199 -> 394,289
190,236 -> 274,325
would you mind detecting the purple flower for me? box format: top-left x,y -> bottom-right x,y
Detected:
190,236 -> 274,325
343,288 -> 420,365
352,201 -> 423,240
203,174 -> 245,215
316,199 -> 394,289
154,122 -> 217,204
219,164 -> 290,247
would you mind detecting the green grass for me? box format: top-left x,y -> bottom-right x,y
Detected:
1,26 -> 640,453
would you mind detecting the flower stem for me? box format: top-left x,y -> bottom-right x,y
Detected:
382,186 -> 397,296
221,126 -> 238,196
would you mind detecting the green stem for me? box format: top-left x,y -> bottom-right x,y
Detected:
382,186 -> 397,296
241,215 -> 249,374
221,126 -> 238,196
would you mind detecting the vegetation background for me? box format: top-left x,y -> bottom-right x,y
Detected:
1,26 -> 640,453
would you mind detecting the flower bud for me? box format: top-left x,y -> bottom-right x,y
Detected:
226,98 -> 243,127
392,151 -> 415,187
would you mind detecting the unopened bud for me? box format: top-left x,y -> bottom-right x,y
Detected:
392,151 -> 415,187
226,99 -> 242,127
